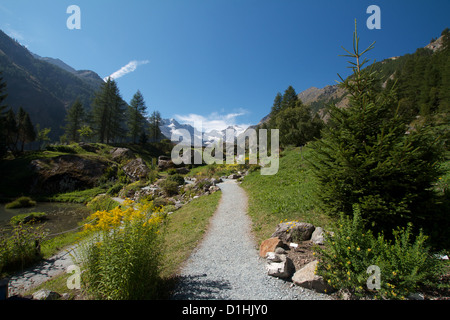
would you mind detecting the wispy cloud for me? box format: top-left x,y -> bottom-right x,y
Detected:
175,109 -> 251,133
104,60 -> 149,81
3,23 -> 25,41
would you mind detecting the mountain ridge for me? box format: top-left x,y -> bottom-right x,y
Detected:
0,29 -> 105,139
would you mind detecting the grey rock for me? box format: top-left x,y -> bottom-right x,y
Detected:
32,289 -> 61,301
122,158 -> 150,182
292,261 -> 333,293
266,254 -> 295,279
266,252 -> 282,263
272,221 -> 315,243
110,147 -> 135,162
311,227 -> 325,245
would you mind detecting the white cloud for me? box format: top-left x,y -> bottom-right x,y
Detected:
4,23 -> 25,41
104,60 -> 149,81
175,110 -> 251,133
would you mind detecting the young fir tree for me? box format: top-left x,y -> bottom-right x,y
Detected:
308,23 -> 445,237
127,90 -> 147,144
64,99 -> 85,143
92,78 -> 126,144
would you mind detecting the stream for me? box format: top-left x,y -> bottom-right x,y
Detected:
0,202 -> 91,237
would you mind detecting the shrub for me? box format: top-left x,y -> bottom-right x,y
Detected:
316,206 -> 447,299
166,174 -> 185,186
78,200 -> 166,300
160,180 -> 180,196
5,196 -> 36,209
0,224 -> 46,274
10,212 -> 47,225
167,168 -> 177,176
106,183 -> 125,196
86,195 -> 120,212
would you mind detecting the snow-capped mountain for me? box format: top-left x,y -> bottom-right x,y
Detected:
159,118 -> 248,146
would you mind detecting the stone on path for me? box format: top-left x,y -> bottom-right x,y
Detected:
259,237 -> 283,257
292,260 -> 333,293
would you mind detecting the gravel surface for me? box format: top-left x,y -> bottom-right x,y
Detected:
171,180 -> 330,300
8,245 -> 77,296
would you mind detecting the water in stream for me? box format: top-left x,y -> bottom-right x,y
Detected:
0,202 -> 91,237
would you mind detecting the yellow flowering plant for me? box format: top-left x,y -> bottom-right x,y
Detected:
77,199 -> 167,300
314,205 -> 447,300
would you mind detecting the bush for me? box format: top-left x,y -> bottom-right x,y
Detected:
10,212 -> 47,225
106,183 -> 125,197
160,180 -> 180,196
0,224 -> 46,275
78,200 -> 166,300
5,196 -> 36,209
166,174 -> 185,186
86,195 -> 120,212
315,206 -> 447,299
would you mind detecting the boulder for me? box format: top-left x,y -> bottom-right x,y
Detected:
29,155 -> 109,194
259,237 -> 283,257
266,252 -> 282,263
158,156 -> 175,170
228,174 -> 241,180
32,289 -> 61,301
266,254 -> 295,279
292,260 -> 333,293
78,142 -> 100,153
176,167 -> 190,174
110,147 -> 135,162
271,221 -> 315,243
122,158 -> 150,182
311,227 -> 325,245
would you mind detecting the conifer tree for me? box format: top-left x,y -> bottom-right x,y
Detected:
92,78 -> 126,144
280,85 -> 298,110
64,99 -> 85,143
127,90 -> 147,144
148,110 -> 162,142
308,22 -> 445,236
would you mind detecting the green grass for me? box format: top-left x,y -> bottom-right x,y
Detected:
25,191 -> 222,299
5,196 -> 37,209
46,187 -> 108,204
241,146 -> 331,244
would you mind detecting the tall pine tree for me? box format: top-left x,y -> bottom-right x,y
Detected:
148,110 -> 162,142
92,78 -> 126,144
127,90 -> 147,144
64,99 -> 85,143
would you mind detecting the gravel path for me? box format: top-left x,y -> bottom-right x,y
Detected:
171,180 -> 330,300
8,245 -> 77,296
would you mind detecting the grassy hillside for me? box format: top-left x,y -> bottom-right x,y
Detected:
0,142 -> 172,202
241,147 -> 331,244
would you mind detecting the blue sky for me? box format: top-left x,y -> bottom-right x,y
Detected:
0,0 -> 449,131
